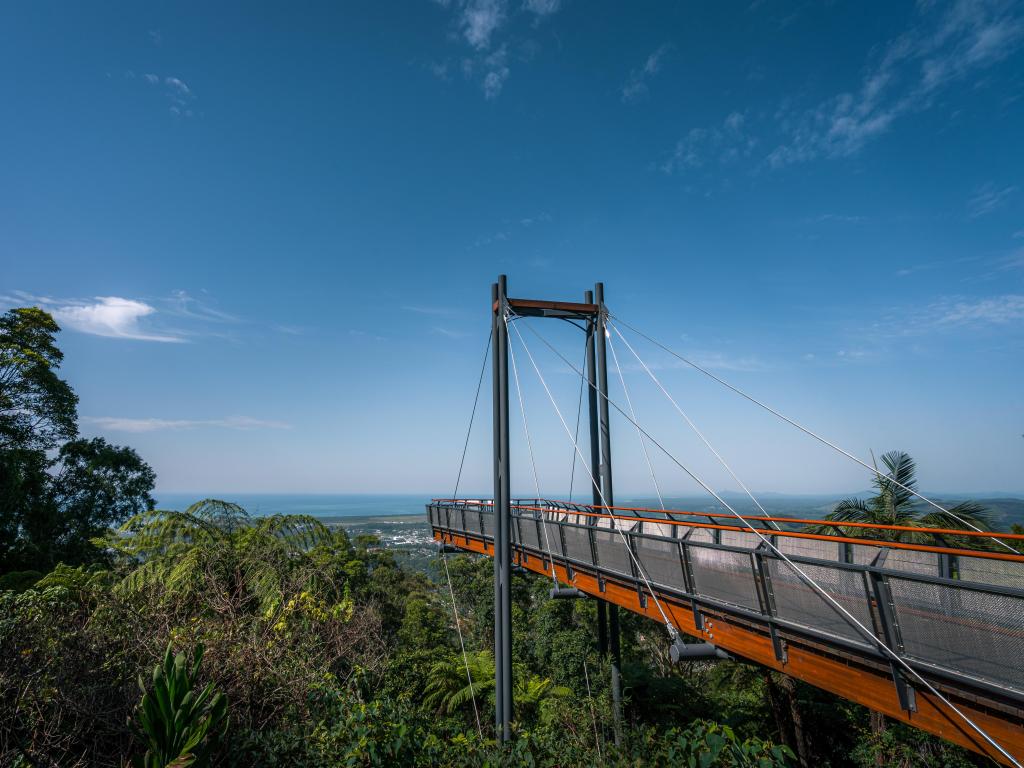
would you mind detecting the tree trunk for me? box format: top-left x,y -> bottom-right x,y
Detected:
870,710 -> 887,767
778,673 -> 811,767
763,672 -> 789,745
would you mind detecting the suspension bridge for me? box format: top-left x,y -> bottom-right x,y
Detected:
429,276 -> 1024,765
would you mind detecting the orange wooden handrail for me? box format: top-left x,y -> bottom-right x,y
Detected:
429,498 -> 1024,564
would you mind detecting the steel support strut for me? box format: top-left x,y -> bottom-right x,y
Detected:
595,282 -> 624,747
586,290 -> 609,660
492,276 -> 513,741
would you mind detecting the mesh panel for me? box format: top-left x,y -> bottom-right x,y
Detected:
635,536 -> 685,590
888,577 -> 1024,694
448,508 -> 466,534
594,529 -> 634,575
957,556 -> 1024,591
881,549 -> 939,576
687,545 -> 761,611
476,510 -> 491,539
777,536 -> 841,562
639,521 -> 676,538
850,542 -> 882,565
684,527 -> 716,544
562,525 -> 593,565
543,518 -> 565,557
720,530 -> 761,549
518,517 -> 541,551
767,559 -> 874,645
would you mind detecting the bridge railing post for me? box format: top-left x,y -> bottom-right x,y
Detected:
869,571 -> 917,713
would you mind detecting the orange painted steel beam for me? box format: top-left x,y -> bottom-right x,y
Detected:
494,298 -> 600,314
434,530 -> 1024,765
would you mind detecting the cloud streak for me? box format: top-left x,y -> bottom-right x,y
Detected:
967,182 -> 1017,218
83,416 -> 291,433
52,297 -> 184,342
432,0 -> 562,99
767,0 -> 1024,167
664,1 -> 1024,174
622,44 -> 672,102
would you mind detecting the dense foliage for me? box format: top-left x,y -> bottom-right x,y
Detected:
0,307 -> 990,766
0,308 -> 155,574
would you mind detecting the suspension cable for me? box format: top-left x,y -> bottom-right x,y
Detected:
507,334 -> 559,587
442,329 -> 490,739
517,315 -> 1021,767
606,330 -> 666,511
610,322 -> 780,530
610,314 -> 1018,554
568,345 -> 587,503
505,312 -> 682,642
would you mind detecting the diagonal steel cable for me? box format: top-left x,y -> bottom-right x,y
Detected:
505,313 -> 682,642
441,328 -> 492,739
610,322 -> 780,531
516,314 -> 1021,766
507,330 -> 559,587
609,314 -> 1017,554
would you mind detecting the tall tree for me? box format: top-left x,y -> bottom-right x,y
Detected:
0,307 -> 156,572
0,307 -> 78,451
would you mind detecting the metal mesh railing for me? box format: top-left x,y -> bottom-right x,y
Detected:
766,558 -> 874,645
428,500 -> 1024,701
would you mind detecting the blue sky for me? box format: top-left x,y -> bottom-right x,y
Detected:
2,1 -> 1023,497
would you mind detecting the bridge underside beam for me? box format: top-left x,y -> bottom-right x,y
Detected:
435,530 -> 1024,766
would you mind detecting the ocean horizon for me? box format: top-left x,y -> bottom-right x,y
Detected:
153,493 -> 437,519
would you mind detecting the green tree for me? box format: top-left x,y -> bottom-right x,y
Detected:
819,451 -> 992,542
0,307 -> 78,452
99,499 -> 351,614
0,307 -> 156,572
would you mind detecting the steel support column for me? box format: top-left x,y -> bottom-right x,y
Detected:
594,281 -> 623,747
585,289 -> 609,659
492,276 -> 513,741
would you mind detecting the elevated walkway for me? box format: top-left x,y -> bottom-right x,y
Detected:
429,498 -> 1024,764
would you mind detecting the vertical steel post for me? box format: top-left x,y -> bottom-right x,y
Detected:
585,289 -> 608,658
490,281 -> 503,736
594,282 -> 623,747
495,275 -> 513,742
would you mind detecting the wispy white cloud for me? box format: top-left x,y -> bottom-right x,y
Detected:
621,350 -> 768,373
133,71 -> 197,117
932,294 -> 1024,325
1,291 -> 244,342
662,111 -> 756,173
520,211 -> 552,227
766,0 -> 1024,167
432,0 -> 562,99
863,293 -> 1024,342
83,415 -> 291,433
622,44 -> 672,102
524,0 -> 560,17
52,297 -> 184,342
403,305 -> 460,316
461,0 -> 506,49
432,326 -> 472,339
967,182 -> 1017,218
664,1 -> 1023,174
481,45 -> 510,99
164,77 -> 191,96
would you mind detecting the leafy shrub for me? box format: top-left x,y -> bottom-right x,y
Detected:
132,643 -> 228,768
